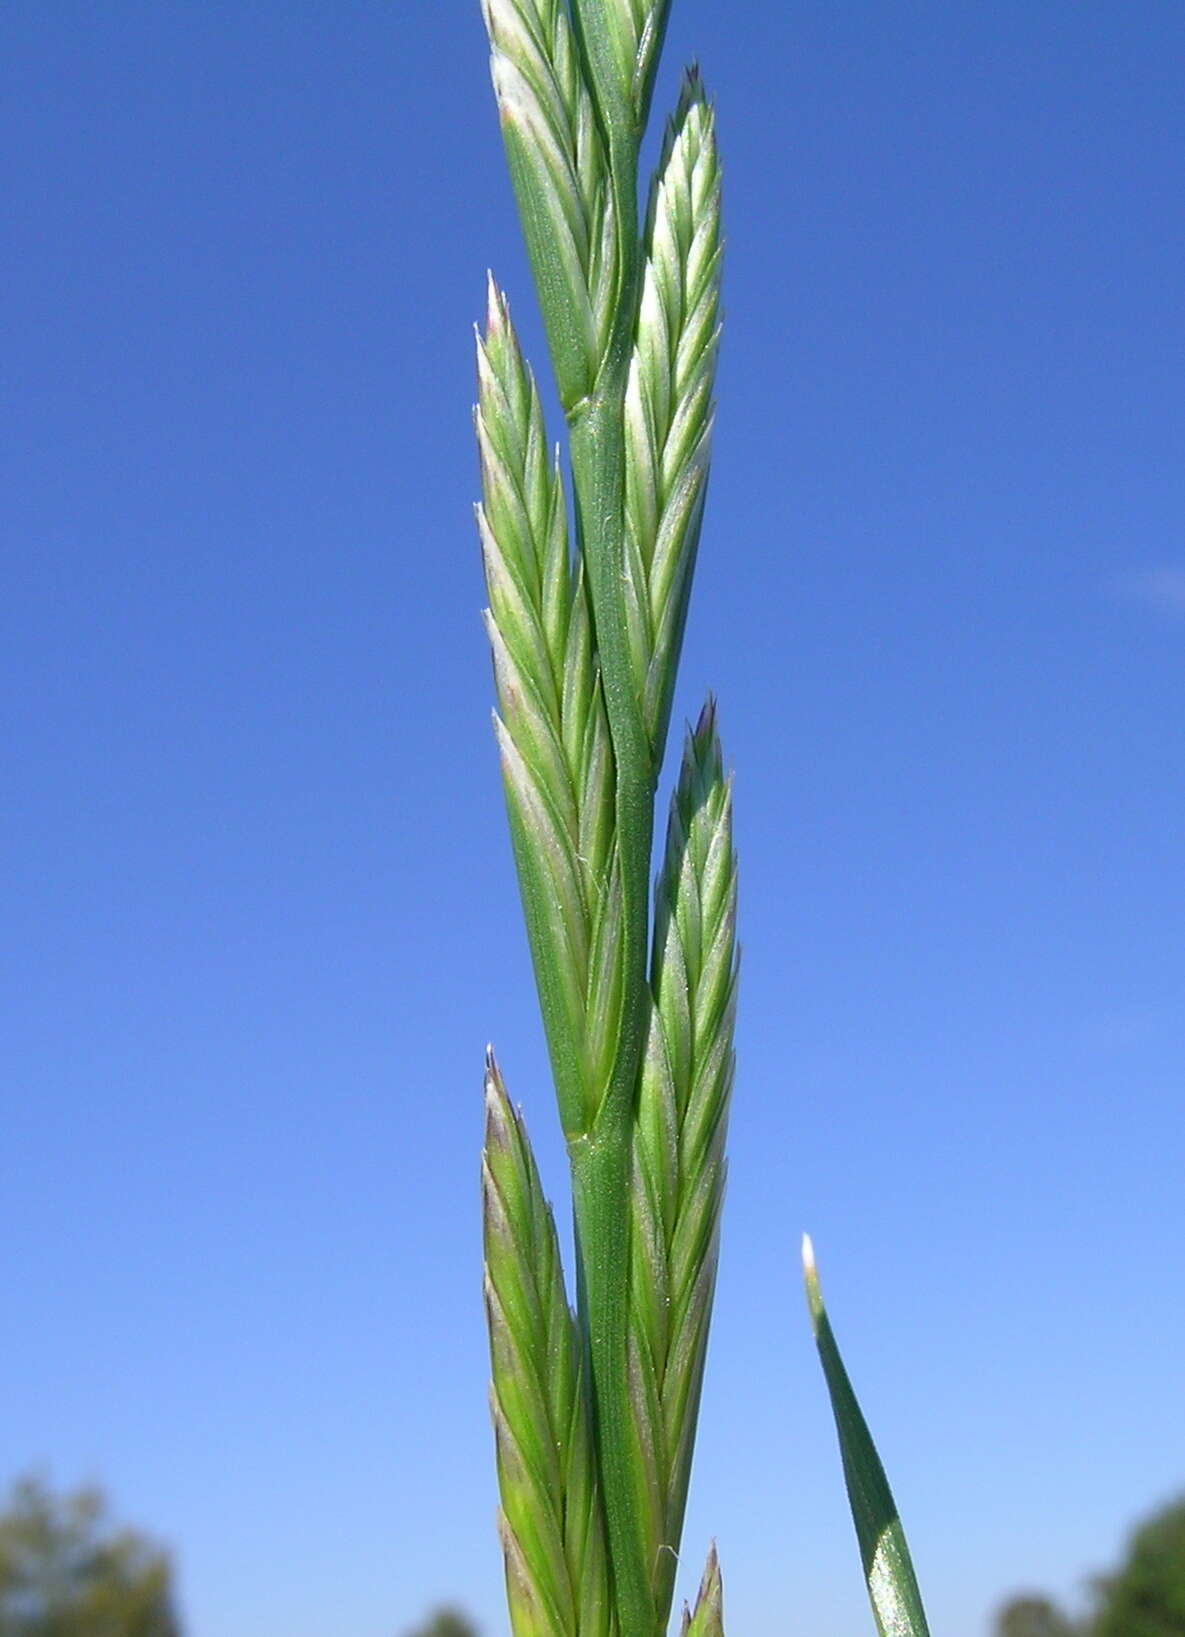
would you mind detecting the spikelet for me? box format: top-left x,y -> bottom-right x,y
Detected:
679,1545 -> 725,1637
479,0 -> 617,411
482,1053 -> 616,1637
477,281 -> 623,1138
569,0 -> 673,133
623,73 -> 723,765
627,701 -> 737,1626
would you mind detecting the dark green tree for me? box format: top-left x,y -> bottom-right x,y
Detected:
994,1594 -> 1081,1637
0,1475 -> 180,1637
1091,1496 -> 1185,1637
400,1610 -> 478,1637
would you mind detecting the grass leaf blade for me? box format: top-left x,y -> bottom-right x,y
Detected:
803,1236 -> 932,1637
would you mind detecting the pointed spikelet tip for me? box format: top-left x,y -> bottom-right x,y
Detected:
484,270 -> 507,337
695,692 -> 717,740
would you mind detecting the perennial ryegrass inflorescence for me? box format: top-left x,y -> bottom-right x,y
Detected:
473,5 -> 932,1635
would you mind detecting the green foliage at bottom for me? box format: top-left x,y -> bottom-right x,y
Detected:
0,1475 -> 180,1637
994,1495 -> 1185,1637
1092,1497 -> 1185,1637
994,1596 -> 1082,1637
401,1609 -> 481,1637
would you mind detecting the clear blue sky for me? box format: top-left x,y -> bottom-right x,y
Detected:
3,4 -> 1182,1635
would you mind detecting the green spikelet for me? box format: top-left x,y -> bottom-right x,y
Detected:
628,700 -> 737,1626
624,74 -> 723,763
482,1053 -> 615,1637
569,0 -> 673,136
680,1545 -> 725,1637
480,0 -> 617,412
477,281 -> 622,1140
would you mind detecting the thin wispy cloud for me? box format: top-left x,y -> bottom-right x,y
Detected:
1117,566 -> 1185,619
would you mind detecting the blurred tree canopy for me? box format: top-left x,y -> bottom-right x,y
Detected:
400,1609 -> 478,1637
994,1595 -> 1082,1637
0,1475 -> 180,1637
1091,1497 -> 1185,1637
994,1494 -> 1185,1637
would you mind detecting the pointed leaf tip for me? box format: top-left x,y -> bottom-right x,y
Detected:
802,1232 -> 823,1329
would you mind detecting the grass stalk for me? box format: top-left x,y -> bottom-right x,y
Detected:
478,7 -> 720,1635
475,7 -> 932,1636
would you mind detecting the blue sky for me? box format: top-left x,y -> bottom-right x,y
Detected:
3,4 -> 1182,1635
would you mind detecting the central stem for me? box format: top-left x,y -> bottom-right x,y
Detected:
566,138 -> 659,1636
568,394 -> 656,1637
568,1121 -> 645,1635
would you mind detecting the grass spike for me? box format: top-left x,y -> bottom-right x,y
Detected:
474,9 -> 940,1637
478,8 -> 728,1635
